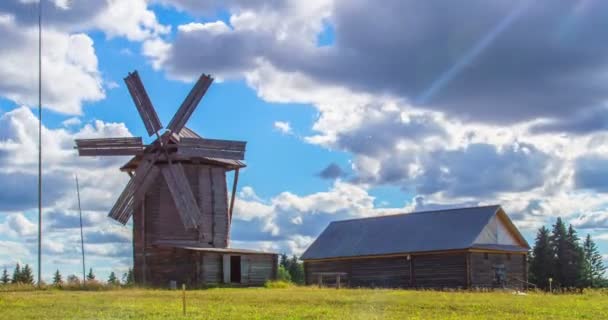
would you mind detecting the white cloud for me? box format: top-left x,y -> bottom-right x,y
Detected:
273,121 -> 292,135
0,20 -> 104,115
62,117 -> 81,127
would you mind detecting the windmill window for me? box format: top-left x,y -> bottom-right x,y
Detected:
484,253 -> 489,260
507,254 -> 511,261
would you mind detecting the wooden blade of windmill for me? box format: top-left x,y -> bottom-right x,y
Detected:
166,73 -> 213,134
108,178 -> 136,225
160,162 -> 201,230
124,70 -> 163,137
108,155 -> 158,224
177,137 -> 246,160
75,137 -> 144,156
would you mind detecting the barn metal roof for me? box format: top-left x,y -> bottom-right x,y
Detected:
301,205 -> 527,260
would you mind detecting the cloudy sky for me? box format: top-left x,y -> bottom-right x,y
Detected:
1,0 -> 608,281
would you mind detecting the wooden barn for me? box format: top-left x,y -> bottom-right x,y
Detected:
301,205 -> 530,289
75,71 -> 277,287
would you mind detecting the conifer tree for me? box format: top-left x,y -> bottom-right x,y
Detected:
52,270 -> 63,287
1,268 -> 9,285
563,225 -> 583,288
287,255 -> 304,284
122,268 -> 134,286
21,264 -> 34,285
550,217 -> 568,287
583,234 -> 606,287
11,263 -> 21,284
107,272 -> 118,285
529,226 -> 553,289
86,268 -> 96,281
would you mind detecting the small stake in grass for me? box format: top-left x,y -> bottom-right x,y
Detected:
548,278 -> 552,293
182,284 -> 186,316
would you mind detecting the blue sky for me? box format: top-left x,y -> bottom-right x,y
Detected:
0,0 -> 607,282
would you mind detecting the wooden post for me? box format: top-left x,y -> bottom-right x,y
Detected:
549,278 -> 552,293
228,168 -> 239,224
318,274 -> 322,288
182,284 -> 186,316
336,275 -> 341,289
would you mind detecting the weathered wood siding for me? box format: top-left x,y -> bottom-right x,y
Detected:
305,256 -> 411,288
201,252 -> 222,284
135,163 -> 229,248
144,247 -> 198,287
244,254 -> 276,285
470,252 -> 526,289
413,253 -> 466,288
305,253 -> 468,288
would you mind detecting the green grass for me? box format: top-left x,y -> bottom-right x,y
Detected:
0,287 -> 606,319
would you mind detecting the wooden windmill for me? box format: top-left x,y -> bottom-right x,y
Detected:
75,71 -> 245,249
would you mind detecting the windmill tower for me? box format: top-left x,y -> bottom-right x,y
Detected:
75,71 -> 276,286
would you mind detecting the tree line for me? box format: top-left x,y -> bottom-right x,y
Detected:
529,217 -> 606,290
0,264 -> 135,287
277,254 -> 305,284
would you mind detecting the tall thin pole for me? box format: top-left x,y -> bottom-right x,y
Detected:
75,175 -> 86,285
37,0 -> 42,287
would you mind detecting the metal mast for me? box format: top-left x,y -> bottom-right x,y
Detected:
37,0 -> 43,287
75,175 -> 86,285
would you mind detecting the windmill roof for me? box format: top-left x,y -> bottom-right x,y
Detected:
120,127 -> 246,171
300,205 -> 528,260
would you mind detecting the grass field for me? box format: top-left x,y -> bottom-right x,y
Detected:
1,287 -> 607,319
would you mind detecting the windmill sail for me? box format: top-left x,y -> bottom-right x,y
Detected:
161,162 -> 202,230
75,137 -> 143,156
177,137 -> 246,160
167,74 -> 213,134
124,71 -> 163,136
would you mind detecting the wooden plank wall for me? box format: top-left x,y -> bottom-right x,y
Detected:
469,252 -> 526,289
305,254 -> 468,288
413,253 -> 466,288
305,256 -> 411,288
145,248 -> 197,287
246,255 -> 276,286
211,167 -> 229,247
201,252 -> 222,285
197,166 -> 214,243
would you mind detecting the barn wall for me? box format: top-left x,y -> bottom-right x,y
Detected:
305,256 -> 411,288
201,252 -> 222,284
470,252 -> 526,289
413,253 -> 467,288
305,253 -> 468,288
244,254 -> 277,286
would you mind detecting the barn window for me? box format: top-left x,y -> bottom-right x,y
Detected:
484,253 -> 489,260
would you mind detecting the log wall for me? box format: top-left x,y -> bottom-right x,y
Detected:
469,252 -> 526,289
305,253 -> 469,288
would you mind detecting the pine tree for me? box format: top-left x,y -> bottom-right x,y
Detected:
529,226 -> 553,290
21,264 -> 34,285
87,268 -> 96,281
107,272 -> 118,285
550,217 -> 568,288
287,255 -> 304,285
52,270 -> 63,287
1,268 -> 9,285
563,225 -> 583,288
279,253 -> 289,269
122,268 -> 134,286
583,234 -> 606,287
11,263 -> 21,284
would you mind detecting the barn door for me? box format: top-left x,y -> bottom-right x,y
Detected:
223,254 -> 231,283
240,256 -> 249,285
